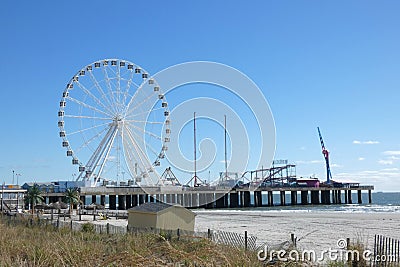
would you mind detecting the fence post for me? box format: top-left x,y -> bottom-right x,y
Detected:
346,237 -> 350,250
106,223 -> 110,234
177,228 -> 180,241
51,209 -> 54,221
208,229 -> 211,240
291,233 -> 297,247
245,231 -> 248,251
373,235 -> 377,267
70,220 -> 73,230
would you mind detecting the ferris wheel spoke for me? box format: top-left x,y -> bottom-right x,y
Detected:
125,90 -> 157,118
93,125 -> 119,182
125,119 -> 164,124
121,70 -> 139,113
122,79 -> 143,116
75,81 -> 115,116
74,126 -> 110,155
123,140 -> 143,175
126,106 -> 165,120
64,114 -> 112,120
124,126 -> 153,174
66,121 -> 111,136
124,150 -> 138,178
87,69 -> 116,114
126,121 -> 162,141
67,96 -> 112,118
116,62 -> 122,106
102,64 -> 119,114
83,128 -> 112,175
128,125 -> 162,160
80,124 -> 119,184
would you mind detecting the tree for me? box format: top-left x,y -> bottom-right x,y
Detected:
64,187 -> 80,215
25,184 -> 44,214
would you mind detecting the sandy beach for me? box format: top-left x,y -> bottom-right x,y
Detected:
71,209 -> 400,256
194,210 -> 400,254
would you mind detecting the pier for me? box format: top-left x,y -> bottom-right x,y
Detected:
39,185 -> 374,210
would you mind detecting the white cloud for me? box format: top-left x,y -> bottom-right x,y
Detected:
334,168 -> 400,191
378,152 -> 400,166
331,163 -> 343,168
365,141 -> 379,144
353,140 -> 379,145
378,159 -> 394,165
358,157 -> 365,161
383,151 -> 400,156
381,168 -> 399,171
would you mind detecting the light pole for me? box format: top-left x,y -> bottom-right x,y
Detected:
15,173 -> 21,186
12,170 -> 15,185
1,182 -> 4,212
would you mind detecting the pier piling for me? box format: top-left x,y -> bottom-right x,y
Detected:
301,191 -> 308,205
291,191 -> 297,205
71,185 -> 373,211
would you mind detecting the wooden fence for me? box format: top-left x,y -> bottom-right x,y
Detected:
210,229 -> 257,250
374,234 -> 400,266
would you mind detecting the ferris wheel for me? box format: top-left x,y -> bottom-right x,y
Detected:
58,59 -> 170,186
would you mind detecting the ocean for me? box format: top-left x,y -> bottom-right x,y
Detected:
251,191 -> 400,213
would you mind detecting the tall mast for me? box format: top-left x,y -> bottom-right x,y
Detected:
193,112 -> 197,186
224,115 -> 228,180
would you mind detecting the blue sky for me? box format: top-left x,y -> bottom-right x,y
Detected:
0,1 -> 399,191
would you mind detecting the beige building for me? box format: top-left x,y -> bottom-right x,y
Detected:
128,202 -> 196,231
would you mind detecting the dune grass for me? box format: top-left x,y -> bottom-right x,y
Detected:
0,217 -> 264,266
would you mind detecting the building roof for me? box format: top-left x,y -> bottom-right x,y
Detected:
22,182 -> 55,187
129,202 -> 173,213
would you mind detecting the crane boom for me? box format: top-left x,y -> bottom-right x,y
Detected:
317,127 -> 332,184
